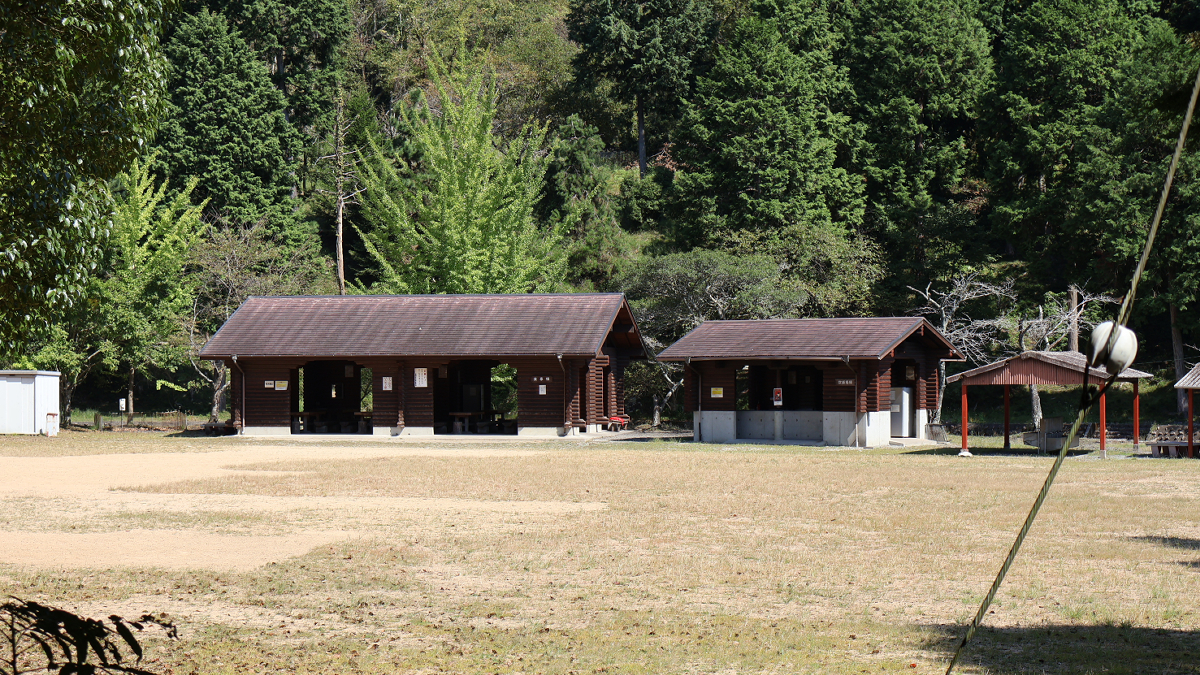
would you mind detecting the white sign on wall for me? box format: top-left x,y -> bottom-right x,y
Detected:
414,367 -> 428,388
538,384 -> 547,395
264,380 -> 275,389
274,380 -> 288,391
382,376 -> 393,391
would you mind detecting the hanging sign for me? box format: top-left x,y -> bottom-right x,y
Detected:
836,378 -> 854,386
414,368 -> 428,388
710,387 -> 724,398
773,387 -> 783,406
382,376 -> 393,391
274,380 -> 288,391
264,380 -> 275,389
538,384 -> 547,395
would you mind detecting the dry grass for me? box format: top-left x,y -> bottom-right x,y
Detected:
2,433 -> 1200,673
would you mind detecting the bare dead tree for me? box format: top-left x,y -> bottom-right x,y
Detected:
315,89 -> 367,295
1004,285 -> 1117,428
185,219 -> 335,421
909,273 -> 1017,423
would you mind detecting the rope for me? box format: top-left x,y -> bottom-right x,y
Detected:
945,63 -> 1200,675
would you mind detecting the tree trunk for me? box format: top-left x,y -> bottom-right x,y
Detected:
126,365 -> 136,424
335,92 -> 347,295
933,360 -> 946,424
62,381 -> 76,427
636,93 -> 647,178
1172,303 -> 1187,415
1068,286 -> 1079,353
652,393 -> 661,427
1030,384 -> 1043,430
210,362 -> 228,422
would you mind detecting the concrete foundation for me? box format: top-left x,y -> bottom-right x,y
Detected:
696,409 -> 892,447
241,426 -> 291,436
518,426 -> 567,437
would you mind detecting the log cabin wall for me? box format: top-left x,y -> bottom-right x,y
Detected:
696,362 -> 737,412
876,358 -> 893,413
585,356 -> 607,424
405,361 -> 437,427
822,367 -> 857,413
366,361 -> 400,430
565,358 -> 583,427
243,360 -> 295,427
512,356 -> 566,428
683,366 -> 696,412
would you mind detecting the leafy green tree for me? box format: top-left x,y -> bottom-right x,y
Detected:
358,51 -> 564,294
839,0 -> 992,295
980,0 -> 1142,286
105,156 -> 206,421
540,115 -> 641,289
153,8 -> 301,229
182,0 -> 351,131
0,0 -> 170,352
567,0 -> 717,174
672,15 -> 864,242
7,157 -> 204,423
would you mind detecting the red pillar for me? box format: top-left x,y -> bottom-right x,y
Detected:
961,383 -> 969,451
1099,391 -> 1107,452
1003,384 -> 1011,450
1189,389 -> 1195,459
1133,380 -> 1140,450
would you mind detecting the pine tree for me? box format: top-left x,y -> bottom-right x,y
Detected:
567,0 -> 717,175
154,9 -> 302,229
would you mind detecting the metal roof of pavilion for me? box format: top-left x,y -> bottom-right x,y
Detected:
1175,363 -> 1200,389
946,351 -> 1152,385
655,317 -> 960,361
199,294 -> 644,359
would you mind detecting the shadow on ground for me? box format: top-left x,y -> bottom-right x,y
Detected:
903,446 -> 1095,458
922,623 -> 1200,674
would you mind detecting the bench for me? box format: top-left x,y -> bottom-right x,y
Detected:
1146,425 -> 1195,458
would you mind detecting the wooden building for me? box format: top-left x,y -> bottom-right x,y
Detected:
947,351 -> 1151,454
656,318 -> 961,446
199,294 -> 645,436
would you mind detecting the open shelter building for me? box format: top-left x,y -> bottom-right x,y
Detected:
656,318 -> 961,446
946,351 -> 1151,452
1174,363 -> 1200,457
199,294 -> 646,436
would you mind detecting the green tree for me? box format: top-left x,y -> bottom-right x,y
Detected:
0,0 -> 170,351
153,8 -> 301,228
358,51 -> 564,294
540,115 -> 641,289
104,155 -> 206,421
567,0 -> 717,174
839,0 -> 992,296
672,14 -> 864,242
980,0 -> 1142,286
182,0 -> 351,131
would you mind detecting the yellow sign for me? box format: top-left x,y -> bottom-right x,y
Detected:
710,387 -> 724,398
274,380 -> 288,391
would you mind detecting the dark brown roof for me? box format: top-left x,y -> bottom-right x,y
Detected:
200,294 -> 643,359
946,351 -> 1152,385
1175,363 -> 1200,389
655,317 -> 959,361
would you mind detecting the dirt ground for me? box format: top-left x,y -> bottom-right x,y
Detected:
2,431 -> 1199,674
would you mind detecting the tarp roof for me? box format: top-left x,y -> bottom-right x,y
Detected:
946,351 -> 1151,385
655,317 -> 960,361
200,294 -> 643,359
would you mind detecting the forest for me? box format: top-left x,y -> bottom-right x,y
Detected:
2,0 -> 1199,426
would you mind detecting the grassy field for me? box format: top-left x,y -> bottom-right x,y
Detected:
1,431 -> 1199,674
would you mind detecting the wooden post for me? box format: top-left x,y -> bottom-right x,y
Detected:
1003,384 -> 1011,450
1133,380 -> 1140,450
1189,389 -> 1195,459
961,383 -> 969,451
1099,390 -> 1107,458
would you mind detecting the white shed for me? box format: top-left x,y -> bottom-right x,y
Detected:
0,370 -> 60,436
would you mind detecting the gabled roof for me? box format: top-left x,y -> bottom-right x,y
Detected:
1175,363 -> 1200,389
199,294 -> 644,359
655,317 -> 959,361
946,350 -> 1152,385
